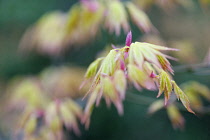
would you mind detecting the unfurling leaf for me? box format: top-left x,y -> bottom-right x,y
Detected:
85,58 -> 104,79
100,50 -> 118,75
173,81 -> 195,114
181,81 -> 210,111
126,2 -> 155,33
167,104 -> 185,130
82,32 -> 195,129
157,55 -> 173,74
128,64 -> 156,90
105,0 -> 129,35
148,100 -> 165,114
157,70 -> 172,105
114,70 -> 127,100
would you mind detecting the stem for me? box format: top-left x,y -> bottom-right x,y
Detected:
125,92 -> 156,105
173,62 -> 210,74
125,92 -> 210,114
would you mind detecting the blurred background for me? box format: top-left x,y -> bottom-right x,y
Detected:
0,0 -> 210,140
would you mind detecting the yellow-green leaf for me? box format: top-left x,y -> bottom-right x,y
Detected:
114,70 -> 127,99
173,81 -> 195,114
85,57 -> 104,78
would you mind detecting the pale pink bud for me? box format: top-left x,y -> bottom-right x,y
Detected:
125,31 -> 132,46
150,71 -> 157,78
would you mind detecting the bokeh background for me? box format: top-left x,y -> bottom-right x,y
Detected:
0,0 -> 210,140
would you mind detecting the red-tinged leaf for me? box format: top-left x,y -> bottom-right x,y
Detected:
171,81 -> 180,100
157,55 -> 174,74
179,91 -> 195,114
128,64 -> 156,90
157,71 -> 172,104
173,81 -> 195,114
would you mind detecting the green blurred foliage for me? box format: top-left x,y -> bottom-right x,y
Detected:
0,0 -> 77,27
0,0 -> 77,80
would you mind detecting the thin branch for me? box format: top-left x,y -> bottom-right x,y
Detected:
125,92 -> 156,105
173,62 -> 210,73
125,92 -> 210,114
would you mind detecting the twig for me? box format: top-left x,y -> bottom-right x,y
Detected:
173,63 -> 210,73
125,92 -> 210,114
125,92 -> 156,105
